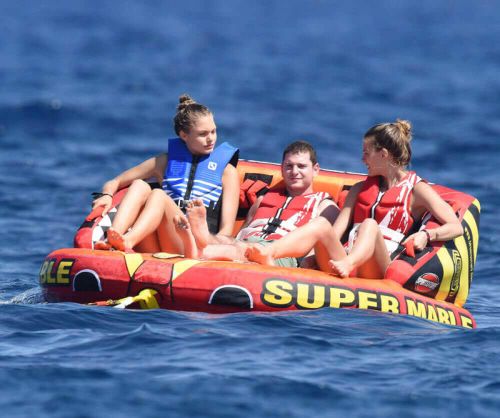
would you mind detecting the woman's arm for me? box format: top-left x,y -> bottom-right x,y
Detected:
107,153 -> 167,192
331,182 -> 362,239
92,153 -> 168,213
217,164 -> 240,236
408,182 -> 464,250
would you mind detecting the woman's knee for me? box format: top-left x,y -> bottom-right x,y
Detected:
127,179 -> 152,200
310,217 -> 339,241
360,218 -> 379,232
149,188 -> 166,199
130,179 -> 151,192
147,188 -> 169,207
148,189 -> 182,215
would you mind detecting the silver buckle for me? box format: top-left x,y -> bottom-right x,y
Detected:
176,199 -> 190,209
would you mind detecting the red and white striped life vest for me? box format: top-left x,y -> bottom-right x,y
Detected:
237,190 -> 331,241
348,172 -> 422,254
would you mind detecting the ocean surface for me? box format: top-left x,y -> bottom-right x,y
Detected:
1,1 -> 500,416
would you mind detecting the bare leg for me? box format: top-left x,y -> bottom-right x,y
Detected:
174,214 -> 200,258
186,199 -> 211,249
313,229 -> 346,273
328,259 -> 354,278
106,189 -> 183,252
121,189 -> 182,252
94,241 -> 111,250
245,243 -> 275,266
201,242 -> 248,262
134,232 -> 161,253
110,179 -> 152,234
246,217 -> 336,265
176,216 -> 248,261
186,199 -> 236,246
108,229 -> 161,253
107,227 -> 128,251
155,212 -> 184,254
330,219 -> 390,278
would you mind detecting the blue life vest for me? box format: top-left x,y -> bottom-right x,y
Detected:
162,138 -> 239,233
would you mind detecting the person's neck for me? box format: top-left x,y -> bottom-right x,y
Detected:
286,186 -> 314,197
381,167 -> 406,190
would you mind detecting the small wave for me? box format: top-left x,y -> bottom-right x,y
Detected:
8,287 -> 45,305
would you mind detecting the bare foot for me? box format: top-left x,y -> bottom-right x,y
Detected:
107,228 -> 129,252
94,240 -> 111,250
245,244 -> 275,266
174,214 -> 199,258
186,199 -> 211,249
328,258 -> 353,278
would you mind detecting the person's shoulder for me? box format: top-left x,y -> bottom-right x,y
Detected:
222,163 -> 239,185
222,163 -> 238,175
311,190 -> 336,203
340,181 -> 364,208
413,179 -> 433,193
413,180 -> 437,200
149,153 -> 168,179
318,196 -> 338,210
155,153 -> 168,164
350,181 -> 365,193
216,142 -> 239,167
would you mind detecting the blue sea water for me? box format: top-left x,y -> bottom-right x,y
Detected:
1,0 -> 500,416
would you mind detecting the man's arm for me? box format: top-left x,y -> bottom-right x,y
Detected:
316,199 -> 340,225
242,195 -> 265,229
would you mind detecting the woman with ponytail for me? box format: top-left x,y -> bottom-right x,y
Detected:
247,120 -> 463,279
92,94 -> 239,253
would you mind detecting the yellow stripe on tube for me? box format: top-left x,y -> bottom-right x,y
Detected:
171,259 -> 203,281
124,253 -> 144,279
454,236 -> 471,307
463,209 -> 479,265
472,199 -> 481,213
435,247 -> 455,301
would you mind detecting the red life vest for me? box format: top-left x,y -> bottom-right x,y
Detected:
349,172 -> 422,253
237,190 -> 331,241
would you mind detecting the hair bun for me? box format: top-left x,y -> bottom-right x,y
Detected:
395,119 -> 412,139
177,94 -> 197,111
173,94 -> 211,135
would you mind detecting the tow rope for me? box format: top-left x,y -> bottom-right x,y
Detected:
89,288 -> 160,309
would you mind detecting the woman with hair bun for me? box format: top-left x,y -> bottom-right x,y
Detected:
247,119 -> 464,279
92,94 -> 240,253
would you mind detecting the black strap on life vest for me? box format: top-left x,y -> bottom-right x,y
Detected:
260,196 -> 293,239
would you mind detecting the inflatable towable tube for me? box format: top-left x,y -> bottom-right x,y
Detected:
41,160 -> 480,328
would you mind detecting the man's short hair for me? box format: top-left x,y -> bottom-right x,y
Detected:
282,140 -> 318,165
